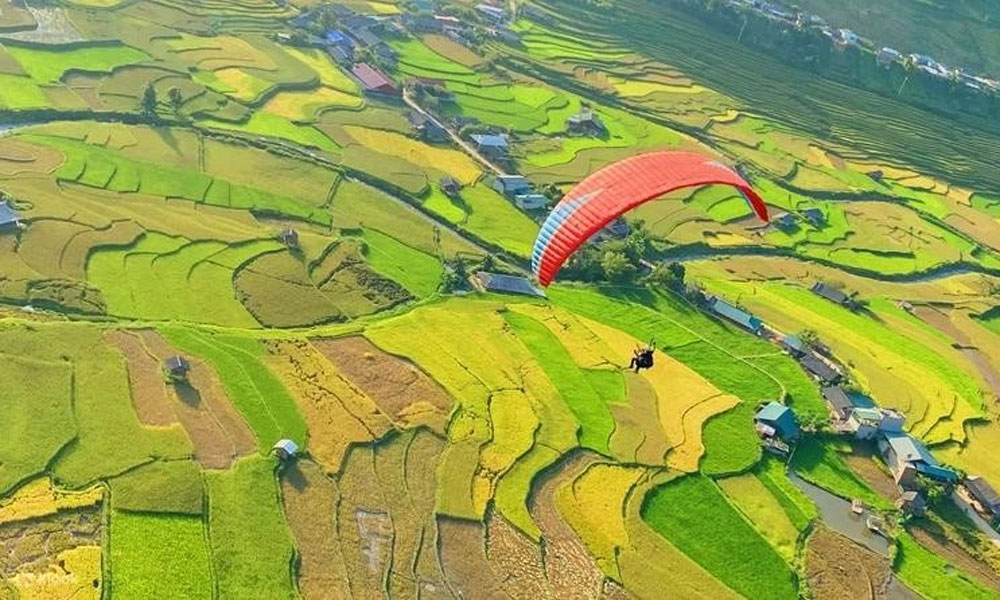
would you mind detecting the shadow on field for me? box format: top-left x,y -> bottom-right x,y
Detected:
173,381 -> 203,408
281,460 -> 308,492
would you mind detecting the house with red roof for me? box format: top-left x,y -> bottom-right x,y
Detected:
351,63 -> 397,95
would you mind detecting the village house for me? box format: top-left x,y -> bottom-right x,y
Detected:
0,200 -> 21,230
847,406 -> 904,440
492,174 -> 531,197
566,108 -> 605,136
279,228 -> 299,249
965,476 -> 1000,517
878,431 -> 958,488
801,208 -> 825,228
327,45 -> 353,66
164,356 -> 191,381
877,47 -> 901,67
837,29 -> 861,47
896,490 -> 927,517
324,28 -> 354,49
811,281 -> 857,309
822,385 -> 854,420
439,176 -> 461,197
780,334 -> 807,357
403,13 -> 441,33
471,133 -> 509,159
273,439 -> 299,460
352,63 -> 397,95
514,193 -> 548,211
475,3 -> 507,24
707,296 -> 763,334
774,213 -> 798,231
755,401 -> 800,441
603,219 -> 630,239
799,352 -> 842,384
473,271 -> 544,297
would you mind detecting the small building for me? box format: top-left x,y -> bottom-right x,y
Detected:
878,432 -> 958,488
489,27 -> 520,45
439,176 -> 461,197
867,170 -> 885,183
774,213 -> 798,231
822,385 -> 854,420
780,334 -> 807,357
811,281 -> 855,309
324,29 -> 354,49
273,439 -> 299,460
327,45 -> 353,66
475,3 -> 507,23
755,401 -> 800,441
965,476 -> 1000,516
473,271 -> 544,297
800,353 -> 842,384
877,47 -> 901,67
352,27 -> 383,48
0,200 -> 21,230
801,208 -> 825,227
279,228 -> 299,249
352,63 -> 397,94
164,356 -> 191,381
603,218 -> 630,239
492,174 -> 531,197
404,13 -> 441,32
514,193 -> 548,210
838,28 -> 860,47
471,133 -> 509,158
848,407 -> 904,440
566,109 -> 605,136
707,296 -> 763,333
896,490 -> 927,517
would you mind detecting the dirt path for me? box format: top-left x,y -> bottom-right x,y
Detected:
402,90 -> 507,176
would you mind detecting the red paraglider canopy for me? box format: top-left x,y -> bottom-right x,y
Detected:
531,151 -> 768,286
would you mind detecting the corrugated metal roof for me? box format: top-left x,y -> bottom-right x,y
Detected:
756,401 -> 791,423
352,63 -> 394,91
967,476 -> 1000,507
472,134 -> 509,148
0,201 -> 20,227
475,272 -> 543,297
709,297 -> 760,330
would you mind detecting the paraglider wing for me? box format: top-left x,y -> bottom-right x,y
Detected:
531,151 -> 768,287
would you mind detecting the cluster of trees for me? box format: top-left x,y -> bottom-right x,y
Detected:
140,85 -> 185,120
556,221 -> 686,290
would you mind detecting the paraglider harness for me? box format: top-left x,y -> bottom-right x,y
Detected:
629,340 -> 656,373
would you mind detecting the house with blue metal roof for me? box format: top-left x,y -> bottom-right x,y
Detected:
324,29 -> 353,48
755,401 -> 799,440
471,133 -> 509,158
0,200 -> 21,230
879,431 -> 958,487
707,296 -> 763,333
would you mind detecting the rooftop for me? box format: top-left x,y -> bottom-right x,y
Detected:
967,476 -> 1000,507
708,297 -> 761,331
811,282 -> 851,305
472,133 -> 509,148
800,353 -> 840,382
756,401 -> 791,423
0,200 -> 20,227
273,439 -> 299,455
352,63 -> 395,91
822,386 -> 852,415
475,272 -> 544,297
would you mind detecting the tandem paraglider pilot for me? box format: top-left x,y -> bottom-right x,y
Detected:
629,341 -> 656,373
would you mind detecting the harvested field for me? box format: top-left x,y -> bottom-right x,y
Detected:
528,452 -> 609,599
137,329 -> 256,469
806,526 -> 892,600
279,459 -> 351,599
0,503 -> 103,599
485,511 -> 551,598
909,525 -> 1000,593
438,517 -> 509,599
264,339 -> 391,474
335,445 -> 392,597
842,442 -> 901,503
313,336 -> 453,432
105,330 -> 176,427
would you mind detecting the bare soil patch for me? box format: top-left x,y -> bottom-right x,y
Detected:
485,511 -> 551,598
528,451 -> 606,599
438,516 -> 509,599
842,442 -> 900,502
313,336 -> 453,432
105,330 -> 175,427
137,330 -> 256,469
806,526 -> 892,600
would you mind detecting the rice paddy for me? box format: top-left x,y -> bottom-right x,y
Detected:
2,0 -> 999,596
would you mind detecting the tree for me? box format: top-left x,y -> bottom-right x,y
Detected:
141,84 -> 158,119
481,254 -> 496,272
601,250 -> 637,284
168,87 -> 184,117
644,261 -> 686,290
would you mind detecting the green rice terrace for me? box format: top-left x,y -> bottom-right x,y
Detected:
4,0 -> 1000,598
